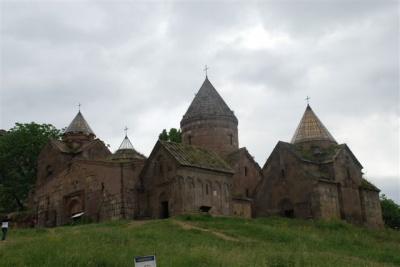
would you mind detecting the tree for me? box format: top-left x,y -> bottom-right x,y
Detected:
380,194 -> 400,229
0,122 -> 62,212
158,128 -> 182,143
159,129 -> 169,141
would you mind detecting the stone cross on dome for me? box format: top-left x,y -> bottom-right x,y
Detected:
203,65 -> 209,77
124,126 -> 128,137
305,96 -> 311,105
78,103 -> 81,111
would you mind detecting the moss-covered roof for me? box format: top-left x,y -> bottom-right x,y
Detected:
360,178 -> 380,192
292,143 -> 342,162
276,141 -> 342,163
109,149 -> 146,161
160,141 -> 234,173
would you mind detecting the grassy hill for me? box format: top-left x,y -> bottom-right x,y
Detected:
0,215 -> 399,267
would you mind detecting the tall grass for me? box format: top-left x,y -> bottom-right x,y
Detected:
0,216 -> 399,267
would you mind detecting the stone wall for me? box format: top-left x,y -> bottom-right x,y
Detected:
35,159 -> 143,227
256,144 -> 316,219
333,149 -> 364,224
232,199 -> 252,218
140,146 -> 233,218
229,148 -> 262,199
181,118 -> 238,157
315,181 -> 341,220
360,189 -> 384,229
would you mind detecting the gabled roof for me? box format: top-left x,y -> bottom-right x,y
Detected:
263,141 -> 362,168
65,111 -> 95,136
291,105 -> 336,144
49,139 -> 106,154
360,178 -> 380,192
181,77 -> 237,124
159,141 -> 234,173
226,147 -> 261,171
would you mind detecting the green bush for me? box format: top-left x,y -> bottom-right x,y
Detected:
380,194 -> 400,229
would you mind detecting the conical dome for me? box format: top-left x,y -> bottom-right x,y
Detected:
65,111 -> 95,136
291,105 -> 336,144
181,77 -> 237,124
118,136 -> 134,150
111,135 -> 145,161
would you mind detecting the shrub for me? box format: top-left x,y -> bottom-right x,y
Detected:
380,194 -> 400,230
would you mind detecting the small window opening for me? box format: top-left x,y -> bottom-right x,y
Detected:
244,166 -> 248,176
188,135 -> 192,145
229,134 -> 233,145
46,165 -> 53,177
246,189 -> 249,197
206,184 -> 209,195
281,169 -> 285,178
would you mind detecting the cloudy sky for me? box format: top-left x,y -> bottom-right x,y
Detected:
0,1 -> 399,202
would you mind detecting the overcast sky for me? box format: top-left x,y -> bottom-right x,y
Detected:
0,0 -> 399,202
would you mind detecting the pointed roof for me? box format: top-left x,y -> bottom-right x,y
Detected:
118,135 -> 134,150
291,105 -> 336,144
65,111 -> 95,135
181,77 -> 237,124
111,135 -> 146,161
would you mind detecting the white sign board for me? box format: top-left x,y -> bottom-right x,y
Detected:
134,255 -> 157,267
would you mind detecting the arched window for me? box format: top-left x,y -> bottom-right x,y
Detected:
244,166 -> 248,176
46,165 -> 53,177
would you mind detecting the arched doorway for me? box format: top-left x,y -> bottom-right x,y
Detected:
159,192 -> 169,219
279,198 -> 294,218
68,198 -> 82,217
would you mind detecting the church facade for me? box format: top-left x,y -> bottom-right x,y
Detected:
33,77 -> 383,228
254,105 -> 383,228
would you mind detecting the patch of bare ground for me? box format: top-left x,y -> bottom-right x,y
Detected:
127,219 -> 152,228
172,220 -> 239,242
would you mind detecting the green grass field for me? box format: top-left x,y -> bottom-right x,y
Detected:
0,215 -> 399,267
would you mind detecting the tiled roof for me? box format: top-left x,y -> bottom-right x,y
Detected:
160,141 -> 234,173
278,141 -> 342,163
118,136 -> 134,150
111,135 -> 146,161
65,111 -> 95,136
181,77 -> 237,124
360,178 -> 380,192
291,105 -> 336,144
50,139 -> 100,154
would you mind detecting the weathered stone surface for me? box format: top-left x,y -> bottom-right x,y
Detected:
138,141 -> 233,219
254,105 -> 384,228
34,83 -> 383,229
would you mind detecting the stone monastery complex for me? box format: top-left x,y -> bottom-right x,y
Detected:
33,76 -> 384,228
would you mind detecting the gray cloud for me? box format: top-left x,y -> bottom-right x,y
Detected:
0,1 -> 398,203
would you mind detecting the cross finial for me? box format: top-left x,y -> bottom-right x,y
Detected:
78,103 -> 81,111
124,126 -> 128,137
203,65 -> 209,77
305,96 -> 311,105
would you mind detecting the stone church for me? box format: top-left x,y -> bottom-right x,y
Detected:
254,104 -> 383,228
33,76 -> 383,228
